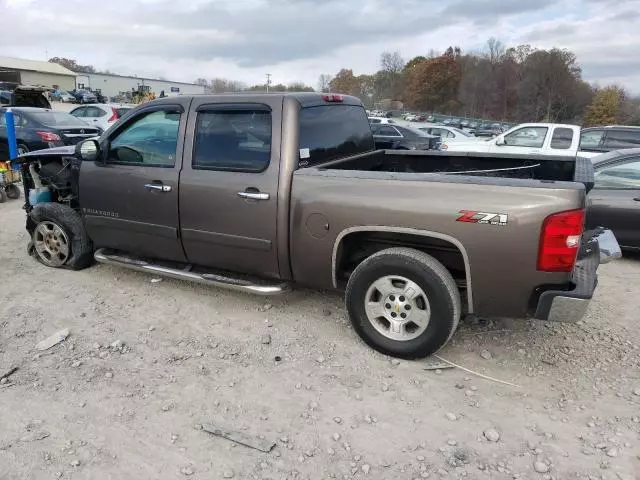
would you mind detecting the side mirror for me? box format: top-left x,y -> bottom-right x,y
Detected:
75,138 -> 100,162
495,136 -> 505,146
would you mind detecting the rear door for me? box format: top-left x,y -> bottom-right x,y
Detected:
588,156 -> 640,248
80,100 -> 190,261
179,97 -> 282,278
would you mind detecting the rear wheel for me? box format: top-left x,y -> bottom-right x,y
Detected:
0,189 -> 7,203
17,144 -> 28,156
28,203 -> 93,270
345,247 -> 461,358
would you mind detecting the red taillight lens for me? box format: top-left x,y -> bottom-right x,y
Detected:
322,94 -> 344,102
108,108 -> 118,122
36,131 -> 61,142
537,209 -> 585,272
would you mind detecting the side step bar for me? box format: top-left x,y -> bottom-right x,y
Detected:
94,248 -> 290,296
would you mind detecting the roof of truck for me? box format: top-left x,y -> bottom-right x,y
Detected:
158,92 -> 363,107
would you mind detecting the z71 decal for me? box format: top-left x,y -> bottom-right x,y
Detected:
457,210 -> 508,226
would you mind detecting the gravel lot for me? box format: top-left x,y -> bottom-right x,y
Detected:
1,198 -> 639,480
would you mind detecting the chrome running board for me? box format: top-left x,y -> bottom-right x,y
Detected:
94,248 -> 290,296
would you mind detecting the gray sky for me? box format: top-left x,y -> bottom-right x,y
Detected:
2,0 -> 640,91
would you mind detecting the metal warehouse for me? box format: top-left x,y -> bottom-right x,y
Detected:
0,56 -> 76,90
75,72 -> 205,99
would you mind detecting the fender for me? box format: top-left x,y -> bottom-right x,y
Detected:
331,226 -> 473,313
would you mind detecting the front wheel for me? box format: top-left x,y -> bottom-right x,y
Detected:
345,247 -> 461,359
28,203 -> 93,270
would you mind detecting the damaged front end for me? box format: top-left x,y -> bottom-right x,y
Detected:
13,146 -> 81,213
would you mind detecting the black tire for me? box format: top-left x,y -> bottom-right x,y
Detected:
27,203 -> 93,270
345,247 -> 461,359
0,189 -> 7,203
5,184 -> 20,199
17,143 -> 28,156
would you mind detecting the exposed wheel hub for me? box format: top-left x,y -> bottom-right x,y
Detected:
33,221 -> 70,267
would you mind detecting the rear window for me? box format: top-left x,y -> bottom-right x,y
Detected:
299,105 -> 374,167
550,127 -> 574,150
27,111 -> 87,127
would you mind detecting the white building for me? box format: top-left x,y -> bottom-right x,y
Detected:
75,72 -> 205,100
0,56 -> 76,90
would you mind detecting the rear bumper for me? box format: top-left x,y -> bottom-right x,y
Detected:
534,229 -> 621,322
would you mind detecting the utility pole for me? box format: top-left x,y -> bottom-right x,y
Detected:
265,73 -> 271,92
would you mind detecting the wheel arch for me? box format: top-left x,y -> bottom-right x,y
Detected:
332,226 -> 473,313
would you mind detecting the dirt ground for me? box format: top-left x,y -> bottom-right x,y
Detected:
1,198 -> 639,480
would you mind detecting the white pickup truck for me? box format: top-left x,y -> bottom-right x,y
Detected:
442,123 -> 600,158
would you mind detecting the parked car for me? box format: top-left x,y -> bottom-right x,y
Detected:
14,92 -> 619,359
0,83 -> 51,109
371,124 -> 439,150
70,104 -> 135,133
91,89 -> 108,104
473,123 -> 502,137
587,148 -> 640,250
0,107 -> 101,158
71,89 -> 97,104
50,89 -> 75,103
368,116 -> 396,124
580,126 -> 640,155
416,125 -> 480,145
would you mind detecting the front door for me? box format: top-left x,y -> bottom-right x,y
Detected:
80,101 -> 191,261
179,97 -> 282,278
587,156 -> 640,249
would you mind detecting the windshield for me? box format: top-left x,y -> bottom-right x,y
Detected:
27,111 -> 88,127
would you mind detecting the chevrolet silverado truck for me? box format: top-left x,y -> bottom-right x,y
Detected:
14,93 -> 621,358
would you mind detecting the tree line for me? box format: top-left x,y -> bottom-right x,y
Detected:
323,41 -> 640,126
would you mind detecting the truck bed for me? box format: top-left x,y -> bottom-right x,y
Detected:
312,149 -> 593,189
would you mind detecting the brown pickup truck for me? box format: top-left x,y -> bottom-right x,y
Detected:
15,92 -> 621,358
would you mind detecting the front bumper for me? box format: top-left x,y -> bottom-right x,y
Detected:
534,229 -> 621,322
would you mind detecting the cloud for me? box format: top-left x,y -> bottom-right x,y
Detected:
0,0 -> 639,92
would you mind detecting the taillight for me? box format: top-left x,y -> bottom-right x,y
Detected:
36,131 -> 61,142
108,108 -> 118,122
322,94 -> 344,102
537,209 -> 585,272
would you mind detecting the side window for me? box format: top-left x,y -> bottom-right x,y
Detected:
550,127 -> 574,150
378,126 -> 401,137
70,107 -> 86,118
580,129 -> 604,150
369,118 -> 381,124
503,126 -> 548,148
193,107 -> 271,172
108,109 -> 181,167
602,130 -> 640,149
595,159 -> 640,189
86,107 -> 106,118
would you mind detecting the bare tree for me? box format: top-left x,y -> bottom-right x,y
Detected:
485,37 -> 505,64
380,51 -> 405,73
317,74 -> 333,92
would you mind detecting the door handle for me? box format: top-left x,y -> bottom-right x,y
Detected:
237,191 -> 269,200
633,198 -> 640,202
145,183 -> 172,192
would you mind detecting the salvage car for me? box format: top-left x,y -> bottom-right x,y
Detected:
371,124 -> 440,150
14,92 -> 620,358
0,107 -> 101,157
